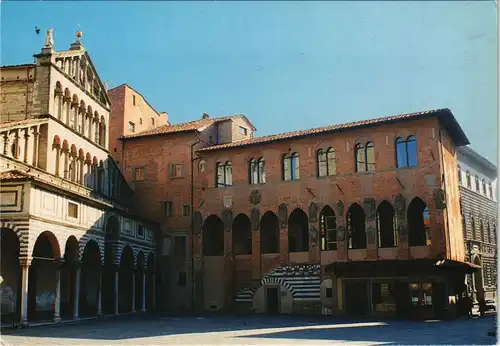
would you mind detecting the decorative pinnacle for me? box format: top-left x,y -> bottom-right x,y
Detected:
76,30 -> 82,42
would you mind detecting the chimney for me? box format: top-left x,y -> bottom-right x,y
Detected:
202,113 -> 209,119
159,112 -> 169,123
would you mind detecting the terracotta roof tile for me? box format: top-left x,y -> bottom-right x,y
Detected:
0,170 -> 31,181
0,63 -> 35,69
121,115 -> 239,139
197,108 -> 468,152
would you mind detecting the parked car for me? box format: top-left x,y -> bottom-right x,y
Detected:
485,299 -> 496,311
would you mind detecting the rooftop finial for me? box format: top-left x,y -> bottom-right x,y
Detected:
44,28 -> 54,48
76,29 -> 82,42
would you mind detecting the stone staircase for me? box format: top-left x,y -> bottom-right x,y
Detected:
234,264 -> 321,303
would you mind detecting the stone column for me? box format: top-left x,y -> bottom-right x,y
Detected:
32,127 -> 40,167
23,129 -> 30,163
2,133 -> 9,156
79,159 -> 84,184
141,272 -> 146,312
131,271 -> 136,313
152,273 -> 156,310
73,266 -> 81,320
114,269 -> 119,315
55,148 -> 61,177
20,263 -> 30,327
53,263 -> 62,322
97,266 -> 102,317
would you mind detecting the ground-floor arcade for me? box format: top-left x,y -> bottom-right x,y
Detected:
0,225 -> 157,327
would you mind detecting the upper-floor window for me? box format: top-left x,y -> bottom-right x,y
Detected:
169,163 -> 183,178
475,175 -> 480,192
133,95 -> 136,105
395,136 -> 417,168
68,202 -> 78,218
283,152 -> 299,181
134,167 -> 145,182
216,161 -> 232,187
466,171 -> 471,188
317,148 -> 336,177
457,166 -> 462,184
162,201 -> 173,218
249,158 -> 265,184
129,122 -> 135,133
139,118 -> 143,125
482,180 -> 487,195
152,118 -> 155,126
489,183 -> 493,198
137,225 -> 144,237
355,142 -> 375,173
239,126 -> 247,135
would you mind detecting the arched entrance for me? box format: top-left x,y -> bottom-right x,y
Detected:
0,228 -> 21,324
118,246 -> 134,313
28,231 -> 61,321
60,236 -> 78,319
135,251 -> 145,312
473,256 -> 484,302
80,240 -> 101,317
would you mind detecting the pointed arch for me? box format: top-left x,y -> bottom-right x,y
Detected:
376,200 -> 397,248
407,197 -> 430,246
319,205 -> 336,250
288,208 -> 309,252
260,211 -> 279,254
232,213 -> 252,255
347,203 -> 366,249
202,214 -> 224,256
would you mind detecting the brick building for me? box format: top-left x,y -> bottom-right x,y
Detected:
0,32 -> 158,327
457,146 -> 497,303
120,104 -> 478,319
107,84 -> 169,170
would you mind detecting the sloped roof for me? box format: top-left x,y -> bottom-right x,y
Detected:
197,108 -> 469,152
0,170 -> 31,181
0,63 -> 35,69
121,114 -> 255,140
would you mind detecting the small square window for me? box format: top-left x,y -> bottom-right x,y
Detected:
134,167 -> 145,182
183,205 -> 191,216
162,201 -> 173,218
208,135 -> 214,145
326,287 -> 333,298
239,126 -> 247,135
68,202 -> 78,218
137,225 -> 144,237
113,148 -> 117,152
169,163 -> 183,178
178,271 -> 187,286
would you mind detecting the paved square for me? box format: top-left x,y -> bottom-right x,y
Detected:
1,315 -> 496,345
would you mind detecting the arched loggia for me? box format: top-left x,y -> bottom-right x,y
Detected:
0,228 -> 21,324
135,251 -> 145,312
118,246 -> 134,313
79,240 -> 101,317
146,252 -> 156,311
102,215 -> 119,315
60,236 -> 79,319
28,231 -> 61,321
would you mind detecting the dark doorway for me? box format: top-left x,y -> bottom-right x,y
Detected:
345,281 -> 369,317
266,287 -> 280,314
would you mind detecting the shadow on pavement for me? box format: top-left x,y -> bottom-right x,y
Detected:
2,314 -> 497,345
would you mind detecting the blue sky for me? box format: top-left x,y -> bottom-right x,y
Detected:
1,1 -> 497,162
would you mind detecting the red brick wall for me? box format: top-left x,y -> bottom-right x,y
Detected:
108,85 -> 126,167
194,117 -> 452,300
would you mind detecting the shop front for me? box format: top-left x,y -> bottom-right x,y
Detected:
326,260 -> 479,320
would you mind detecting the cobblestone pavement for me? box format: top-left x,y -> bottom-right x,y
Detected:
0,315 -> 496,345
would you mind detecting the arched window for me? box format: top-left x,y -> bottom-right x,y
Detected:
395,136 -> 418,168
407,197 -> 431,246
376,201 -> 398,248
471,216 -> 476,240
355,142 -> 375,173
482,180 -> 487,195
319,206 -> 336,250
486,223 -> 491,244
466,171 -> 471,188
317,148 -> 336,177
216,161 -> 232,187
475,175 -> 480,192
249,158 -> 265,184
346,203 -> 366,249
283,152 -> 299,181
457,166 -> 462,184
479,220 -> 485,242
489,183 -> 493,198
